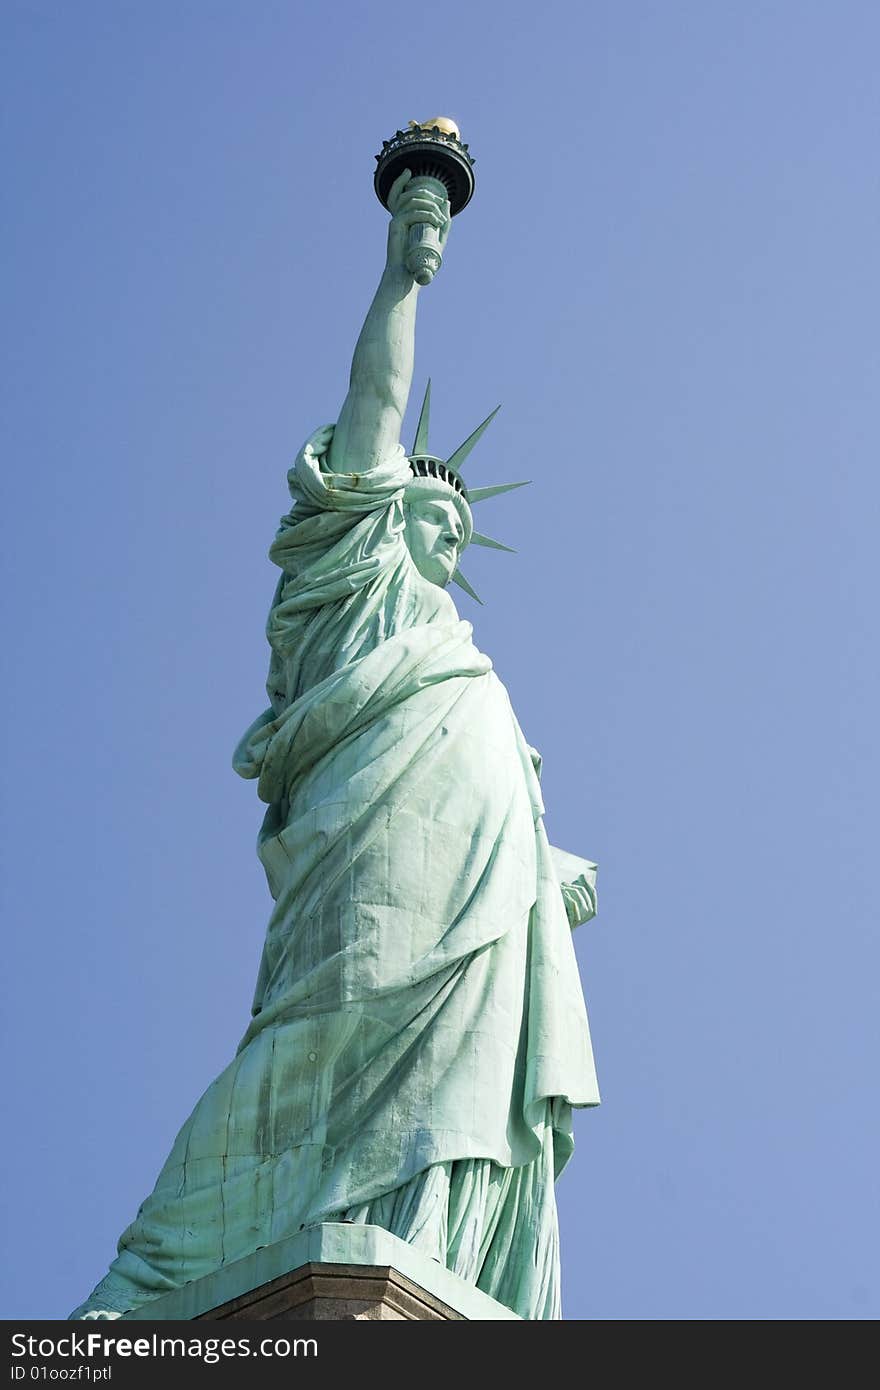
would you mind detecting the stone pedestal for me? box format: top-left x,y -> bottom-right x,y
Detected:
120,1224 -> 520,1322
197,1261 -> 462,1320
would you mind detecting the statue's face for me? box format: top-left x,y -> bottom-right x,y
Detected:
404,494 -> 465,587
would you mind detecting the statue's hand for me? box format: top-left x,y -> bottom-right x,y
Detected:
385,169 -> 451,276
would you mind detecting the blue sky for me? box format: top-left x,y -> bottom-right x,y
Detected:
2,0 -> 878,1320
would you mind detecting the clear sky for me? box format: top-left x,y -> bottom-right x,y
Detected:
2,1 -> 877,1321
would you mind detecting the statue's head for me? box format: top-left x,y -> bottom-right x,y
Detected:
404,463 -> 472,588
404,383 -> 525,603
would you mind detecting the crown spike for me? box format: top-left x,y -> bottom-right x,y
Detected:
446,405 -> 501,474
472,532 -> 515,554
468,480 -> 531,504
412,379 -> 432,456
451,568 -> 483,604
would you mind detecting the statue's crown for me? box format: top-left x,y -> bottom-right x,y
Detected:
405,381 -> 529,604
408,454 -> 468,499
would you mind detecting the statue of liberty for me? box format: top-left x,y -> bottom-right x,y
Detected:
71,122 -> 600,1322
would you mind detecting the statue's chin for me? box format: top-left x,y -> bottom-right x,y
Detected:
410,557 -> 452,588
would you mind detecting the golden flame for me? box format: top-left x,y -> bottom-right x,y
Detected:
408,116 -> 461,140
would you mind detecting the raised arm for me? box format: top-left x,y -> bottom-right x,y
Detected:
326,170 -> 450,474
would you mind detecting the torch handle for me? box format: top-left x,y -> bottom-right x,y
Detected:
405,176 -> 447,286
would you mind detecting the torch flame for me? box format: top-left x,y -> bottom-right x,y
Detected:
408,117 -> 461,140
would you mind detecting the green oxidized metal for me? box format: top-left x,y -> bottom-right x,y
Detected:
70,121 -> 599,1324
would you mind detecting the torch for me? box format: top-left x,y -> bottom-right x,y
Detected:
374,118 -> 476,285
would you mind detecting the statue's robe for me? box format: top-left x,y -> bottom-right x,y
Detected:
71,430 -> 599,1321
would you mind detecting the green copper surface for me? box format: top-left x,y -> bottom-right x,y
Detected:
70,137 -> 599,1325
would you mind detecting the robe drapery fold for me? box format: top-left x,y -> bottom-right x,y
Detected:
71,427 -> 598,1322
